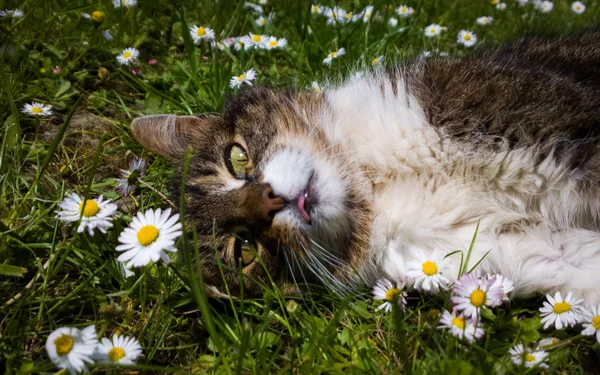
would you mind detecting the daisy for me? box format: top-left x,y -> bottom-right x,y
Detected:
437,310 -> 485,342
486,273 -> 514,301
539,291 -> 583,330
112,0 -> 137,7
0,9 -> 24,17
244,2 -> 264,13
452,274 -> 503,318
571,1 -> 586,14
372,56 -> 384,66
312,81 -> 322,93
509,343 -> 549,369
246,33 -> 268,49
116,47 -> 139,66
424,24 -> 442,37
116,157 -> 147,196
396,5 -> 413,18
310,4 -> 322,14
190,26 -> 215,44
46,325 -> 97,375
580,304 -> 600,342
322,48 -> 345,66
229,68 -> 257,89
406,249 -> 450,293
256,16 -> 266,26
362,5 -> 374,22
21,102 -> 52,116
307,25 -> 313,35
234,37 -> 248,51
496,2 -> 507,9
372,279 -> 408,312
95,334 -> 142,365
57,193 -> 118,235
536,0 -> 554,12
265,36 -> 287,50
476,16 -> 493,25
324,7 -> 345,25
388,17 -> 398,27
457,30 -> 477,47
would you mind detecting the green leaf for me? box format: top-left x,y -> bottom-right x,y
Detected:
0,264 -> 28,277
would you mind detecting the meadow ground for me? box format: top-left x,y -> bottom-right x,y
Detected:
2,0 -> 600,374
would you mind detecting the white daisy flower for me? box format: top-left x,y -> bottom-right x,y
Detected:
476,16 -> 493,25
372,279 -> 408,312
57,193 -> 118,235
581,304 -> 600,343
437,310 -> 485,343
95,334 -> 142,365
406,249 -> 450,293
310,4 -> 322,14
116,157 -> 147,196
457,30 -> 477,47
451,273 -> 503,318
116,208 -> 182,268
311,81 -> 322,93
486,274 -> 514,301
322,48 -> 345,66
246,33 -> 268,49
46,325 -> 97,375
244,2 -> 264,13
509,344 -> 549,369
229,68 -> 257,89
536,0 -> 554,12
0,9 -> 24,17
571,1 -> 586,13
21,102 -> 52,116
190,26 -> 215,44
112,0 -> 137,8
496,2 -> 507,9
324,7 -> 346,25
371,56 -> 384,66
265,36 -> 287,49
388,17 -> 398,27
342,10 -> 355,23
256,16 -> 266,26
362,5 -> 374,22
118,261 -> 135,279
539,291 -> 584,330
396,5 -> 414,18
424,24 -> 442,37
116,47 -> 139,66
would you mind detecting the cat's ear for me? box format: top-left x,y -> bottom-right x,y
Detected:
131,114 -> 222,161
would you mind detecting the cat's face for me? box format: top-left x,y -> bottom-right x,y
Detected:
132,87 -> 372,296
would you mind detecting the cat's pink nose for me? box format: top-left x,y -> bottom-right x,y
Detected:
260,184 -> 285,221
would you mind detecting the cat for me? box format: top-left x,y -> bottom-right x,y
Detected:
131,29 -> 600,303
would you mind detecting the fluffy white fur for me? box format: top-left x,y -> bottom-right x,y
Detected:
264,72 -> 600,303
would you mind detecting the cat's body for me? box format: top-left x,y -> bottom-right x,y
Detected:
132,30 -> 600,302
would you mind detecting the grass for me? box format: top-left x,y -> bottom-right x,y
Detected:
1,0 -> 600,373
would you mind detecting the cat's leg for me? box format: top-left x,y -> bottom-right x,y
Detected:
489,226 -> 600,304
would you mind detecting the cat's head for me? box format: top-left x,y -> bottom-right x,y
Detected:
131,87 -> 372,297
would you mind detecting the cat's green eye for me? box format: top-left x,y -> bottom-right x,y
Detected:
233,236 -> 256,266
226,144 -> 249,179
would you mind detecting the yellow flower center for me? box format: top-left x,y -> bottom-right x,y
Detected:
430,28 -> 436,33
31,106 -> 43,113
123,51 -> 132,58
464,34 -> 471,41
592,315 -> 600,329
252,34 -> 261,42
108,347 -> 126,362
553,301 -> 571,314
470,289 -> 486,307
372,58 -> 378,64
78,200 -> 99,217
385,287 -> 400,301
137,225 -> 159,246
422,261 -> 438,276
525,354 -> 536,362
331,12 -> 336,18
400,7 -> 407,13
491,0 -> 499,4
91,11 -> 103,22
54,334 -> 73,356
196,27 -> 206,37
269,40 -> 277,48
259,19 -> 265,24
345,13 -> 351,19
238,74 -> 245,81
331,52 -> 337,57
312,6 -> 318,12
452,317 -> 465,329
314,87 -> 321,93
366,13 -> 371,17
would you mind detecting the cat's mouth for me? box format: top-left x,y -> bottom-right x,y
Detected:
296,173 -> 317,225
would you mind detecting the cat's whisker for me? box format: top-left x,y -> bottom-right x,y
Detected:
288,235 -> 312,294
281,239 -> 304,300
298,238 -> 351,295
